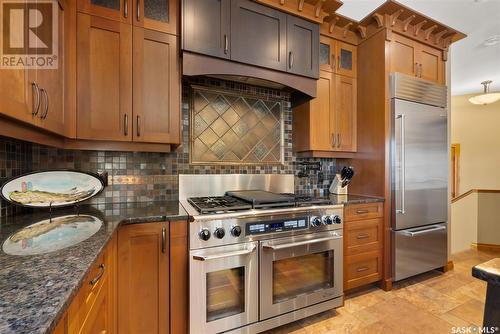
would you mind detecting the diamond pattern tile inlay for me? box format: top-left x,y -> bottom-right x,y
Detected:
191,87 -> 284,164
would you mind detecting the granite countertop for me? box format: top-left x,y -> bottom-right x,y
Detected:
328,194 -> 385,205
0,201 -> 189,334
472,258 -> 500,286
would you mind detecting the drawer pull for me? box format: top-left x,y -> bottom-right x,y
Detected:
356,209 -> 370,214
356,233 -> 369,239
90,264 -> 105,286
356,266 -> 369,272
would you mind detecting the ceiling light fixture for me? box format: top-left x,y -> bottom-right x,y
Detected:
469,80 -> 500,105
484,35 -> 500,47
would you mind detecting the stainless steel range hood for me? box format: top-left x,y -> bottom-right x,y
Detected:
182,52 -> 317,101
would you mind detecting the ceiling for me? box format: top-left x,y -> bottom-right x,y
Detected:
336,0 -> 500,96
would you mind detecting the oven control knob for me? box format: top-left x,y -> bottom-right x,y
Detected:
214,227 -> 226,239
333,215 -> 342,224
231,226 -> 242,237
323,216 -> 333,225
311,216 -> 322,227
199,229 -> 211,241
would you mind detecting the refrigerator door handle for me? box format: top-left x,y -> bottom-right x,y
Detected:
396,114 -> 406,214
402,225 -> 446,237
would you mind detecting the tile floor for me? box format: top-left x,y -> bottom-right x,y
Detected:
265,248 -> 500,334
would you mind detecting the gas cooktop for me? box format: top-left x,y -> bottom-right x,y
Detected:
187,191 -> 333,214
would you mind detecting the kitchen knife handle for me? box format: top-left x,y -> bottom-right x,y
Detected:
396,114 -> 406,214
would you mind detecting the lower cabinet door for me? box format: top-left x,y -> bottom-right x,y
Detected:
117,222 -> 169,334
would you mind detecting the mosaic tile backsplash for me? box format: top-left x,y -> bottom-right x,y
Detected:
0,78 -> 337,218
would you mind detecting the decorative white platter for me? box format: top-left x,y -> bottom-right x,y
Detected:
2,214 -> 102,256
0,170 -> 105,208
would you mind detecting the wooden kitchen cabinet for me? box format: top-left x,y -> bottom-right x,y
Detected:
67,233 -> 117,334
293,72 -> 357,155
133,0 -> 178,34
391,33 -> 444,84
78,0 -> 130,23
133,28 -> 180,144
117,222 -> 170,334
231,0 -> 287,71
0,0 -> 69,136
287,14 -> 319,78
319,35 -> 356,78
77,13 -> 133,142
344,203 -> 384,291
182,0 -> 230,59
169,220 -> 189,334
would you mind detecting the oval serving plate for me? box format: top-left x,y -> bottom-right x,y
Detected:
0,170 -> 104,208
2,214 -> 102,256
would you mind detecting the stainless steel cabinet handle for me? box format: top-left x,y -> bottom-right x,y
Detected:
337,133 -> 341,148
332,54 -> 336,69
356,209 -> 369,214
90,264 -> 105,285
224,34 -> 228,54
332,133 -> 336,148
403,225 -> 446,237
414,62 -> 418,76
419,63 -> 423,77
124,0 -> 128,18
136,0 -> 140,21
263,235 -> 341,250
337,55 -> 340,70
124,114 -> 129,136
161,227 -> 166,254
396,114 -> 406,214
289,51 -> 294,69
356,266 -> 369,273
193,244 -> 256,261
31,82 -> 41,116
40,88 -> 49,119
356,233 -> 369,239
136,115 -> 141,137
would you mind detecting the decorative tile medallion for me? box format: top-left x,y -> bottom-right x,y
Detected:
190,86 -> 284,165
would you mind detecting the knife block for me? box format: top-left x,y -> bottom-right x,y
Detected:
329,174 -> 348,195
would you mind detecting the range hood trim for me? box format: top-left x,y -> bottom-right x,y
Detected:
182,52 -> 317,98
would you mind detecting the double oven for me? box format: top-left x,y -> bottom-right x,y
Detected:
189,211 -> 344,334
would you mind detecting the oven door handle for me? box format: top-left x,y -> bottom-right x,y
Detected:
192,244 -> 256,261
262,235 -> 342,250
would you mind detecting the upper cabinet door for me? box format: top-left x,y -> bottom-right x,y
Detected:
286,15 -> 319,78
77,13 -> 133,141
335,41 -> 356,78
182,0 -> 230,59
418,44 -> 444,84
391,33 -> 418,78
78,0 -> 130,23
133,0 -> 178,35
319,35 -> 335,73
133,28 -> 180,144
335,75 -> 357,152
231,0 -> 287,71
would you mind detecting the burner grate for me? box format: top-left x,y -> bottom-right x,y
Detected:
187,196 -> 253,214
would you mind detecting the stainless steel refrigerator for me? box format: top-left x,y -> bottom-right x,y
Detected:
391,73 -> 449,281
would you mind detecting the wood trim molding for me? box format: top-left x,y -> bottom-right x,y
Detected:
472,243 -> 500,252
452,189 -> 500,203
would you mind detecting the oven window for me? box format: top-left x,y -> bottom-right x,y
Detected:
273,251 -> 334,303
206,267 -> 245,322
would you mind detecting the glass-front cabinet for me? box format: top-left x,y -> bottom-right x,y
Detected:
78,0 -> 178,34
319,35 -> 357,78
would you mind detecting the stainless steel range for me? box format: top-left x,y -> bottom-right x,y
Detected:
180,174 -> 344,334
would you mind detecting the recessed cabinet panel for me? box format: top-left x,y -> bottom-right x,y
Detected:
133,28 -> 180,144
335,75 -> 357,152
77,13 -> 133,141
286,15 -> 319,78
419,44 -> 444,84
231,0 -> 287,71
183,0 -> 230,58
310,71 -> 335,151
